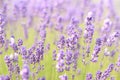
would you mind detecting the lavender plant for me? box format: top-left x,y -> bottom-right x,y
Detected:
0,0 -> 120,80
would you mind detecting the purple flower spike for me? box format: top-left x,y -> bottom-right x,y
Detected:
18,39 -> 23,46
96,70 -> 102,80
59,74 -> 68,80
20,64 -> 30,80
86,73 -> 92,80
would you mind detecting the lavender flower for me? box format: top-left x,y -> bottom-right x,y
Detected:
0,0 -> 120,80
20,64 -> 30,80
91,38 -> 102,62
9,36 -> 15,46
59,74 -> 68,80
52,50 -> 57,61
100,64 -> 114,80
96,70 -> 102,80
18,39 -> 23,46
84,12 -> 94,43
56,35 -> 65,49
86,73 -> 92,80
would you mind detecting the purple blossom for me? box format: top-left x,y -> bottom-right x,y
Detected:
52,50 -> 57,61
20,64 -> 30,80
59,74 -> 68,80
101,64 -> 114,80
96,70 -> 102,80
0,0 -> 120,80
84,23 -> 94,43
56,35 -> 65,49
110,77 -> 115,80
86,73 -> 92,80
91,38 -> 102,62
17,39 -> 23,46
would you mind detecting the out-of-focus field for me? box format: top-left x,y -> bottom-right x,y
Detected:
0,23 -> 119,80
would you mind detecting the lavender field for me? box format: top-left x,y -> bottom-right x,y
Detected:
0,0 -> 120,80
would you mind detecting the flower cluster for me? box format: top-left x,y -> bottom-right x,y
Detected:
0,0 -> 120,80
